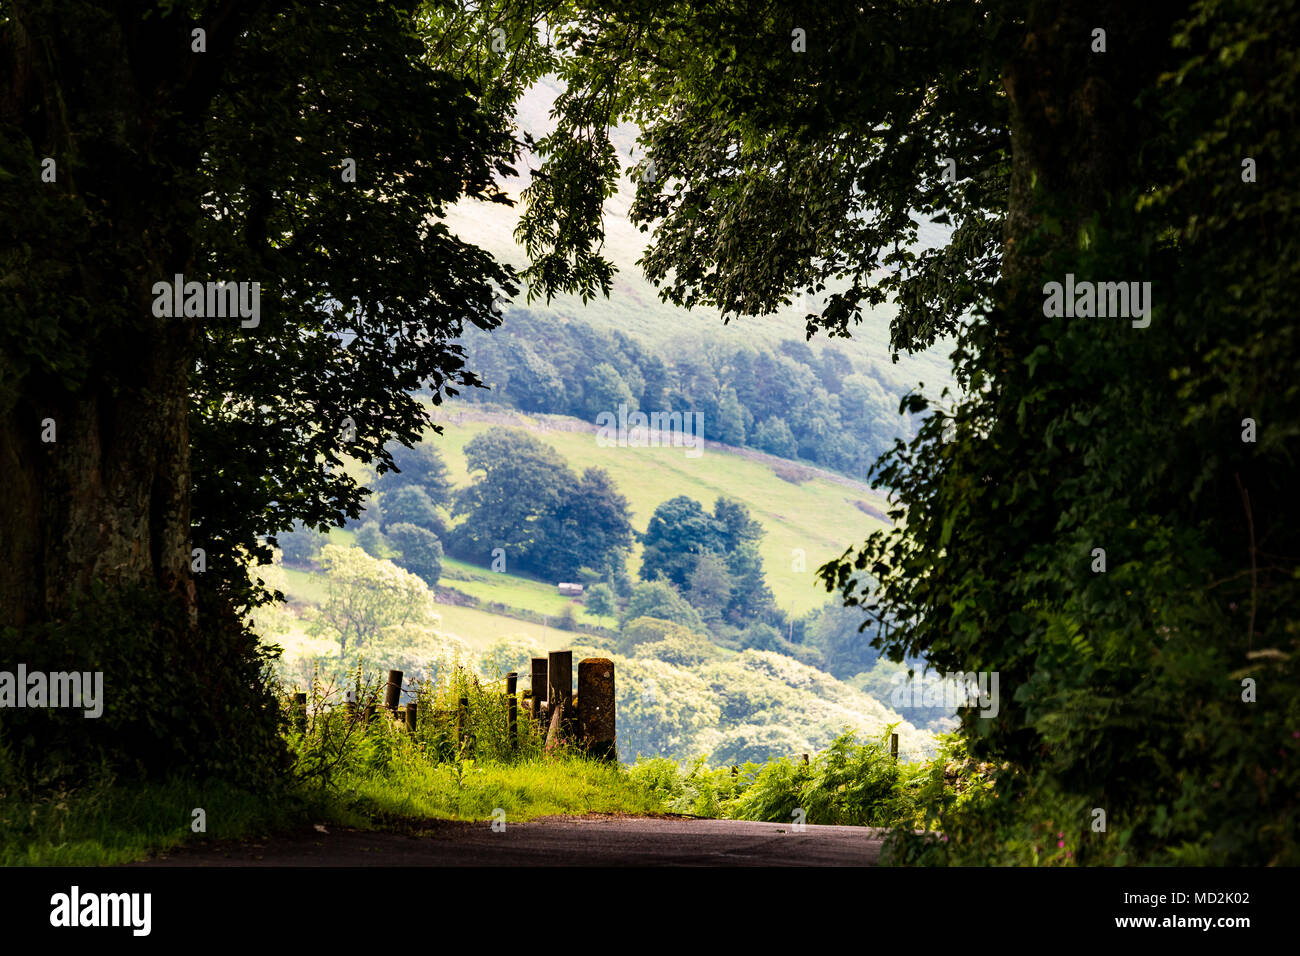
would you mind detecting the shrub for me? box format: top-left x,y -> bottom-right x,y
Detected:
386,523 -> 443,587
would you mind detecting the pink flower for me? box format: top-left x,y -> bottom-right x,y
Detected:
1058,840 -> 1064,848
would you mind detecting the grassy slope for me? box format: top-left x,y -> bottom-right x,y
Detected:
276,568 -> 580,654
284,404 -> 890,626
424,405 -> 890,618
441,555 -> 615,626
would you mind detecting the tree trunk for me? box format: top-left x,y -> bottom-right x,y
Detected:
1000,2 -> 1181,295
0,3 -> 254,629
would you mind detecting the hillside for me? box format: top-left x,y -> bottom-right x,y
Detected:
264,405 -> 935,764
422,403 -> 890,617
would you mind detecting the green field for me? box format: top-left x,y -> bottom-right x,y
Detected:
441,556 -> 619,627
429,601 -> 587,651
277,563 -> 591,653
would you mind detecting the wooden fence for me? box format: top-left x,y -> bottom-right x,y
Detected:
290,650 -> 617,761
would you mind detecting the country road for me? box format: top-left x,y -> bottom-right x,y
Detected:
129,816 -> 887,867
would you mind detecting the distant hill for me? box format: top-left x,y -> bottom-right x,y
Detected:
443,77 -> 956,404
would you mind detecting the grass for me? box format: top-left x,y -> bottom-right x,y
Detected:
442,556 -> 579,614
441,556 -> 619,628
0,754 -> 669,866
344,754 -> 667,825
0,777 -> 343,867
309,402 -> 891,621
279,565 -> 330,606
276,549 -> 617,653
428,602 -> 587,651
272,570 -> 598,656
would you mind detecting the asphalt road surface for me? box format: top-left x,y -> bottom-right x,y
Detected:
131,816 -> 887,866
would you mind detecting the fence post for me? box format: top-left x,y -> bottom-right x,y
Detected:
802,753 -> 809,766
385,670 -> 403,715
548,650 -> 572,740
530,658 -> 548,723
404,702 -> 418,732
545,697 -> 565,750
891,733 -> 899,762
577,658 -> 616,761
506,672 -> 518,750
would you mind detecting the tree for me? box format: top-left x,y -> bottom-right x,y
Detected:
752,418 -> 798,460
621,580 -> 706,634
713,386 -> 747,446
640,494 -> 774,624
354,522 -> 387,559
628,624 -> 718,667
278,521 -> 325,567
0,0 -> 521,782
311,545 -> 436,662
375,440 -> 454,508
583,582 -> 617,618
639,496 -> 723,589
738,622 -> 782,653
724,542 -> 776,626
806,603 -> 884,680
380,486 -> 442,535
713,497 -> 763,553
478,635 -> 548,679
686,552 -> 733,624
504,342 -> 566,412
615,657 -> 720,760
582,362 -> 635,420
385,523 -> 444,588
452,428 -> 575,566
532,466 -> 635,581
458,0 -> 1300,862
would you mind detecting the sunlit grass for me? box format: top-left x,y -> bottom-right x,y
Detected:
343,754 -> 667,825
0,755 -> 668,866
